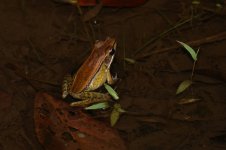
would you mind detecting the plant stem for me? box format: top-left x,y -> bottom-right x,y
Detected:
190,49 -> 199,81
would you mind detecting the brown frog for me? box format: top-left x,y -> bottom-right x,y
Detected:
62,37 -> 117,106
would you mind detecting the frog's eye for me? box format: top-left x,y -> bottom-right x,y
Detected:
109,48 -> 115,55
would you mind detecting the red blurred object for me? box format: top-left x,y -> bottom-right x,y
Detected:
78,0 -> 146,7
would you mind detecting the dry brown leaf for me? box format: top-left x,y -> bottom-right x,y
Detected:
34,93 -> 127,150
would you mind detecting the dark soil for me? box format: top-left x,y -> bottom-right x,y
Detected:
0,0 -> 226,149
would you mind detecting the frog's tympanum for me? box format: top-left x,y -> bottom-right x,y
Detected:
62,37 -> 117,106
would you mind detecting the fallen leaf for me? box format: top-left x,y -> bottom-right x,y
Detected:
34,93 -> 127,150
34,93 -> 78,150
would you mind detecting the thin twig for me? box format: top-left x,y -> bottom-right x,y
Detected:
135,31 -> 226,60
7,63 -> 60,89
134,13 -> 204,55
74,3 -> 94,46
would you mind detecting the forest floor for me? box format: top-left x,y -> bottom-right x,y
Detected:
0,0 -> 226,149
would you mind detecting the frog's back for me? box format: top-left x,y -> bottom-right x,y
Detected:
71,38 -> 113,93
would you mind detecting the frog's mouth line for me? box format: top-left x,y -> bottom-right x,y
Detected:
106,54 -> 115,70
106,42 -> 116,70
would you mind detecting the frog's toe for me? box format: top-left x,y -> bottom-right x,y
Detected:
113,73 -> 118,80
111,73 -> 118,84
62,91 -> 68,98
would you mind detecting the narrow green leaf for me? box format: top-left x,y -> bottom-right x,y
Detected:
85,102 -> 109,110
104,83 -> 119,100
110,104 -> 126,126
110,108 -> 120,126
124,58 -> 136,64
177,41 -> 197,61
114,103 -> 126,113
176,80 -> 192,95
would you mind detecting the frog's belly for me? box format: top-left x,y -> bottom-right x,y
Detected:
86,64 -> 107,91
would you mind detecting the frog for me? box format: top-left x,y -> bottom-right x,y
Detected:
62,37 -> 117,107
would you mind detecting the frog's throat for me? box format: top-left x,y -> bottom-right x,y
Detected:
85,63 -> 108,91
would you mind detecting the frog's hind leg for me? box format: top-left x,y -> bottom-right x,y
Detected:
70,92 -> 111,107
62,74 -> 72,98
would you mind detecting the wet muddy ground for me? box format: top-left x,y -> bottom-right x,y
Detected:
0,0 -> 226,149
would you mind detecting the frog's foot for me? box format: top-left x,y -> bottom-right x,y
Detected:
112,73 -> 118,82
62,74 -> 72,98
70,92 -> 111,107
107,71 -> 118,85
70,97 -> 109,107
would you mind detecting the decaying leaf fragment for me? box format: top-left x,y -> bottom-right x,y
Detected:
34,93 -> 127,150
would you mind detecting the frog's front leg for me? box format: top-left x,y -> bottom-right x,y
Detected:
62,74 -> 72,98
106,69 -> 117,85
70,91 -> 111,107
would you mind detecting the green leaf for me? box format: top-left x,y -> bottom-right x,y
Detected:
124,58 -> 136,64
114,103 -> 126,113
110,108 -> 120,126
176,80 -> 192,95
177,41 -> 197,61
85,102 -> 109,110
110,104 -> 126,126
104,83 -> 119,100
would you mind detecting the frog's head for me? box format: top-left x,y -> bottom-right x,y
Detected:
94,37 -> 116,69
104,37 -> 116,69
